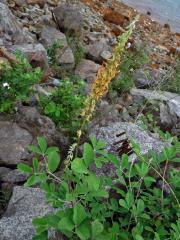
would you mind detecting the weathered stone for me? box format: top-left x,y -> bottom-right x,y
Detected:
1,169 -> 28,183
40,26 -> 75,70
59,47 -> 75,70
90,121 -> 166,177
86,38 -> 112,63
100,50 -> 112,61
0,167 -> 11,178
134,69 -> 152,88
0,186 -> 53,240
0,121 -> 33,166
16,107 -> 69,154
131,88 -> 180,118
8,43 -> 48,70
40,26 -> 67,48
0,3 -> 34,44
75,59 -> 100,84
53,3 -> 83,35
160,103 -> 178,131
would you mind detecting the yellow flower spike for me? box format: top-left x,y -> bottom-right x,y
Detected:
76,16 -> 139,142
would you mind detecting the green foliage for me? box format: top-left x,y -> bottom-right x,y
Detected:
110,46 -> 149,94
66,32 -> 85,66
0,52 -> 42,112
47,40 -> 63,66
18,135 -> 180,240
40,75 -> 85,134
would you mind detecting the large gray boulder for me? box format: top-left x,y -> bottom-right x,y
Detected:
16,106 -> 69,154
131,88 -> 180,118
90,121 -> 166,177
0,186 -> 53,240
0,121 -> 33,166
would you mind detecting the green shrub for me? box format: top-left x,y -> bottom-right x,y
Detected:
110,46 -> 149,94
18,134 -> 180,240
0,52 -> 42,112
66,32 -> 85,66
40,75 -> 85,134
47,40 -> 63,66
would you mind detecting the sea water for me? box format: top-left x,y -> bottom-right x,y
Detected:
120,0 -> 180,32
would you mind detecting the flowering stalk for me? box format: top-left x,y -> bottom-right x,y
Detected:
75,16 -> 139,154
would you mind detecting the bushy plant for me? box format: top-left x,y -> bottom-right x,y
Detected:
18,135 -> 180,240
66,32 -> 85,66
47,40 -> 63,66
0,51 -> 42,112
110,45 -> 149,94
40,75 -> 85,134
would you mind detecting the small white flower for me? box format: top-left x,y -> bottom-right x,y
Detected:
3,82 -> 10,89
126,42 -> 132,49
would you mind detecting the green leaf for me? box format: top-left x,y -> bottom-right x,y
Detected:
18,163 -> 33,174
71,158 -> 88,174
92,220 -> 104,237
28,145 -> 42,154
32,232 -> 48,240
33,158 -> 39,172
121,154 -> 129,169
75,220 -> 90,240
125,191 -> 134,209
47,151 -> 60,173
136,199 -> 144,215
37,137 -> 47,154
73,204 -> 88,226
119,199 -> 129,210
24,175 -> 39,187
135,234 -> 144,240
95,139 -> 106,150
141,162 -> 149,177
85,173 -> 100,191
58,217 -> 74,232
83,143 -> 94,167
45,147 -> 59,155
144,176 -> 156,187
171,158 -> 180,162
90,189 -> 109,198
90,135 -> 97,148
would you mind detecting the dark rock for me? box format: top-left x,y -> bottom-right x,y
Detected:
53,3 -> 83,36
0,121 -> 33,166
134,69 -> 152,88
0,186 -> 54,240
0,167 -> 11,178
16,106 -> 69,153
1,169 -> 28,183
8,43 -> 48,70
160,103 -> 178,131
